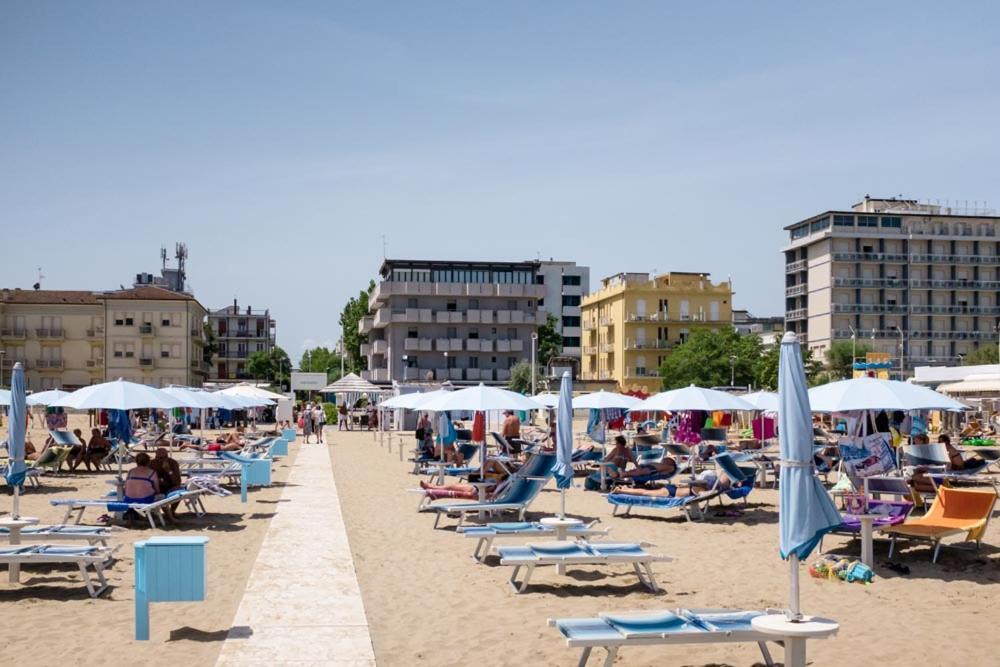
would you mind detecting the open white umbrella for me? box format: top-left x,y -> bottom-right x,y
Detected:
219,383 -> 285,401
210,392 -> 253,411
572,390 -> 642,410
26,389 -> 71,407
808,377 -> 965,412
533,392 -> 561,409
630,385 -> 754,413
740,391 -> 780,412
51,379 -> 184,410
418,383 -> 543,412
161,386 -> 221,409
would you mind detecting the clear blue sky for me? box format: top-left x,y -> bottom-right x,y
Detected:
4,2 -> 1000,361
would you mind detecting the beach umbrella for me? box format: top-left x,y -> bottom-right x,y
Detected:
218,383 -> 285,401
161,385 -> 221,410
5,363 -> 28,518
740,391 -> 779,412
418,383 -> 543,413
51,379 -> 185,410
210,392 -> 252,411
532,392 -> 561,409
777,332 -> 841,622
554,371 -> 574,517
572,390 -> 642,410
630,385 -> 754,413
807,377 -> 965,413
0,388 -> 10,406
25,389 -> 71,407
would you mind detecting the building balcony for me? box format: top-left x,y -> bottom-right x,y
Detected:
373,309 -> 391,328
138,324 -> 155,336
372,339 -> 389,355
785,284 -> 808,297
434,338 -> 463,352
910,253 -> 1000,265
465,367 -> 482,381
599,316 -> 614,326
624,369 -> 660,379
832,277 -> 907,289
562,346 -> 581,357
372,281 -> 545,303
832,329 -> 900,340
466,309 -> 493,324
0,328 -> 27,339
360,368 -> 390,382
786,260 -> 807,273
478,339 -> 493,352
831,252 -> 909,262
910,279 -> 1000,289
832,304 -> 909,314
624,339 -> 671,350
1,358 -> 28,370
35,328 -> 65,340
35,359 -> 64,370
434,310 -> 463,324
358,316 -> 374,334
910,304 -> 1000,315
786,308 -> 807,320
495,369 -> 512,382
139,357 -> 154,367
583,346 -> 598,355
360,342 -> 372,356
86,359 -> 104,369
86,327 -> 106,338
600,343 -> 615,353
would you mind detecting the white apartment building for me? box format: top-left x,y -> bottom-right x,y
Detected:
358,260 -> 546,385
0,286 -> 209,390
208,299 -> 277,382
785,196 -> 1000,375
536,260 -> 590,360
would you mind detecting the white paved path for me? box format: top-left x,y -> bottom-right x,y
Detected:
217,436 -> 376,665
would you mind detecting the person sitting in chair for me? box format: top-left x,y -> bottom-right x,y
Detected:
939,434 -> 986,471
124,453 -> 160,504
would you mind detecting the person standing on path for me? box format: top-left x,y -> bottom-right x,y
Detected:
303,402 -> 314,444
338,402 -> 349,431
314,403 -> 326,443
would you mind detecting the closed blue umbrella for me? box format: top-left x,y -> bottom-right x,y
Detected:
107,409 -> 133,497
778,332 -> 841,620
5,363 -> 27,518
554,371 -> 574,518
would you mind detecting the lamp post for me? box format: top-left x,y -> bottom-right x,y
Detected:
729,354 -> 737,387
444,351 -> 449,380
402,354 -> 408,382
848,325 -> 857,378
895,326 -> 905,379
530,332 -> 538,395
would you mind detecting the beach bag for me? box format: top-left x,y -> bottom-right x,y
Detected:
415,427 -> 425,440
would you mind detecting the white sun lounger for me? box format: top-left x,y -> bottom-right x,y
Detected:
459,520 -> 610,562
0,524 -> 118,546
0,544 -> 118,597
548,607 -> 781,667
498,541 -> 674,594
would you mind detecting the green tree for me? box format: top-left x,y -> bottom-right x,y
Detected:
202,321 -> 218,364
508,360 -> 536,394
537,314 -> 563,367
658,329 -> 764,390
964,345 -> 998,365
826,340 -> 872,379
754,342 -> 824,390
299,346 -> 343,382
246,350 -> 274,383
339,280 -> 374,374
269,346 -> 291,389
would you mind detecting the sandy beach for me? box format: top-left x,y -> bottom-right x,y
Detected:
0,414 -> 298,666
329,424 -> 1000,667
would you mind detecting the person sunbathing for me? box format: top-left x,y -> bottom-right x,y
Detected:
611,457 -> 678,481
960,420 -> 984,438
939,434 -> 987,471
419,460 -> 510,498
611,468 -> 730,498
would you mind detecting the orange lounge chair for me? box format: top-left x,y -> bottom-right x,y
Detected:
883,486 -> 998,563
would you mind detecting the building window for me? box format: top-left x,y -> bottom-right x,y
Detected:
562,275 -> 581,286
407,298 -> 418,308
407,329 -> 418,338
881,216 -> 902,228
790,225 -> 810,240
507,328 -> 516,339
810,216 -> 830,233
446,300 -> 457,312
535,275 -> 545,284
446,327 -> 457,338
833,214 -> 854,227
469,298 -> 479,309
562,295 -> 581,307
562,315 -> 581,327
469,357 -> 479,368
857,215 -> 878,227
563,336 -> 580,347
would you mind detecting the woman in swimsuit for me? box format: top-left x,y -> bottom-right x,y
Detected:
124,452 -> 160,504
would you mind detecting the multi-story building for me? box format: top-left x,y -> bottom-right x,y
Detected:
208,299 -> 277,382
0,286 -> 209,390
784,196 -> 1000,374
536,260 -> 590,361
580,272 -> 733,393
732,309 -> 785,347
358,259 -> 546,385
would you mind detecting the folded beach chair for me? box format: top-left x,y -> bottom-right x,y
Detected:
498,541 -> 673,594
431,475 -> 551,529
51,487 -> 215,529
459,520 -> 610,562
883,486 -> 998,563
548,607 -> 780,666
819,499 -> 913,552
0,544 -> 117,597
0,524 -> 117,547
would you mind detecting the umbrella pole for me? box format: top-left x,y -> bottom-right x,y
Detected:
559,488 -> 566,519
12,484 -> 20,520
789,553 -> 802,620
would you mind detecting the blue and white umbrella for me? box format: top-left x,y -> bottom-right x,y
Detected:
778,332 -> 841,620
554,371 -> 575,517
5,363 -> 28,518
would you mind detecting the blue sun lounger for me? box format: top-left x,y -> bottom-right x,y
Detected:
51,488 -> 216,529
497,541 -> 673,594
431,476 -> 550,528
548,608 -> 780,666
459,520 -> 610,562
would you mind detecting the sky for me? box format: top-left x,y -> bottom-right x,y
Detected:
3,1 -> 1000,361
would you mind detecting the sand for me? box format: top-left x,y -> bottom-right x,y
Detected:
0,413 -> 297,666
329,425 -> 1000,667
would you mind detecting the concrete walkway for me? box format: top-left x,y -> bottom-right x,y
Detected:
217,434 -> 376,665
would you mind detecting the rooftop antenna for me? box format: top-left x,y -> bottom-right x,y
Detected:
160,246 -> 168,269
33,267 -> 44,291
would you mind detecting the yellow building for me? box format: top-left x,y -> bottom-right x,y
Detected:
0,286 -> 209,390
580,272 -> 733,393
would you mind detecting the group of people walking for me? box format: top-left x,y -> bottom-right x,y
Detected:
297,402 -> 328,444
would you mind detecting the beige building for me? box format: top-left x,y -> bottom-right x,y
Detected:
0,286 -> 209,390
785,196 -> 1000,375
208,300 -> 277,382
580,272 -> 733,393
